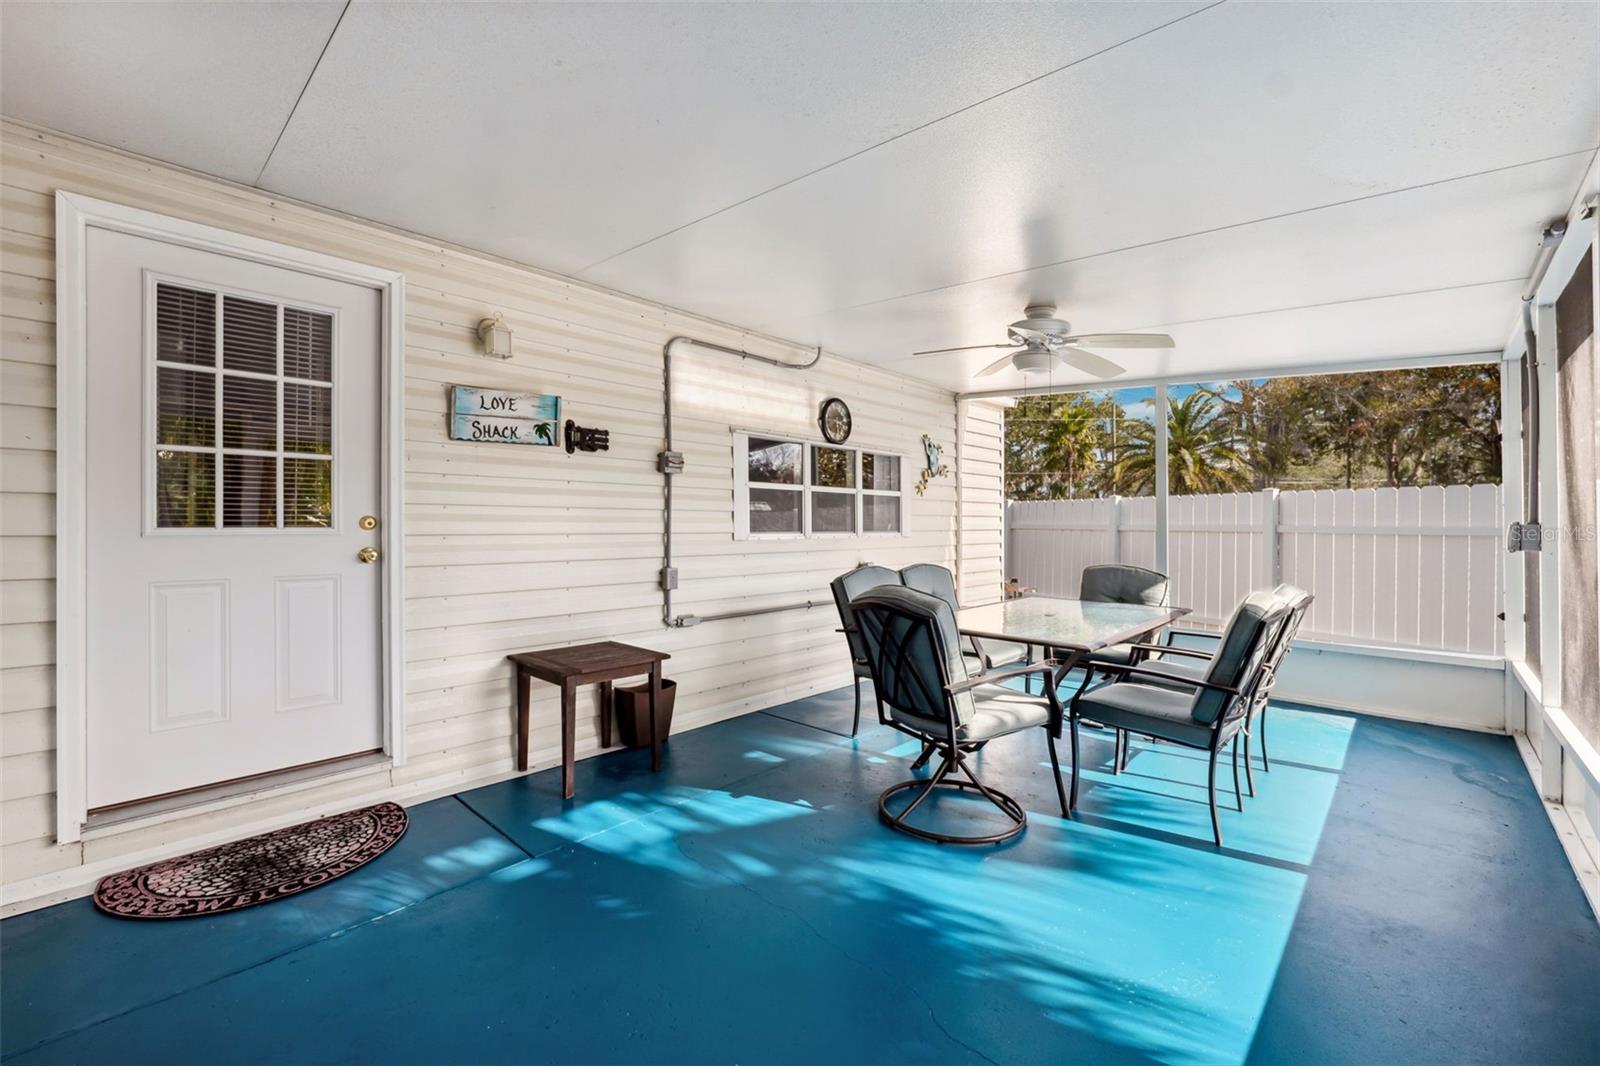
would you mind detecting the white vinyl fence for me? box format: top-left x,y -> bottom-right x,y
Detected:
1006,485 -> 1504,656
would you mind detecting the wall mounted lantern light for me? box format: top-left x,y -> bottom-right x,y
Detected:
477,312 -> 514,359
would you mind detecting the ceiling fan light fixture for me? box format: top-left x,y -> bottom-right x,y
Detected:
1012,347 -> 1057,375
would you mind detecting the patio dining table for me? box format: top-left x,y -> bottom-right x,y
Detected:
956,595 -> 1191,690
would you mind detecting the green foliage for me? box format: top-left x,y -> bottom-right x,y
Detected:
1003,365 -> 1501,500
1003,392 -> 1115,499
1111,389 -> 1252,495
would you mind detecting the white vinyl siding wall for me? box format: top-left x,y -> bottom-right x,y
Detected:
0,122 -> 1005,903
956,399 -> 1006,607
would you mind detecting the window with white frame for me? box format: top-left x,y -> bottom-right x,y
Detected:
734,432 -> 906,539
151,280 -> 336,532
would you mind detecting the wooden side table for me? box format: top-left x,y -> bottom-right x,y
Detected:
506,641 -> 671,799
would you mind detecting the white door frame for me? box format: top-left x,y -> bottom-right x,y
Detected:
54,192 -> 407,843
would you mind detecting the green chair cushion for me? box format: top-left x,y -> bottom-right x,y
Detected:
898,563 -> 960,615
1085,643 -> 1137,667
1073,681 -> 1215,748
852,585 -> 974,727
1081,564 -> 1169,606
830,564 -> 900,666
1194,589 -> 1284,724
1138,657 -> 1207,690
977,639 -> 1030,668
887,685 -> 1052,742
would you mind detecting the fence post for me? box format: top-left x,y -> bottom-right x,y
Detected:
1262,488 -> 1280,585
1107,495 -> 1122,563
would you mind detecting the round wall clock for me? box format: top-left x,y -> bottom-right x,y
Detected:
818,397 -> 852,444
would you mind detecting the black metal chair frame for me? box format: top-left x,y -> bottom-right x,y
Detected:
856,604 -> 1069,846
1068,602 -> 1290,846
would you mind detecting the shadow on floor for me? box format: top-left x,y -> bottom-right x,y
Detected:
3,692 -> 1597,1066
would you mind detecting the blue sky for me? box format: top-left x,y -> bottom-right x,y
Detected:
1109,381 -> 1246,422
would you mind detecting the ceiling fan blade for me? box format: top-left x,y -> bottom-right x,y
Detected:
1060,333 -> 1175,349
912,342 -> 1020,357
1055,347 -> 1126,380
976,353 -> 1018,377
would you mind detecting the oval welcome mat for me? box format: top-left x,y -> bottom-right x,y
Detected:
93,801 -> 408,919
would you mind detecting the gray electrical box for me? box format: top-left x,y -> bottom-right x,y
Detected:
1508,521 -> 1542,552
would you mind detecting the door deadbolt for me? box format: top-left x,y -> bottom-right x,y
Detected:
359,515 -> 378,530
357,547 -> 379,564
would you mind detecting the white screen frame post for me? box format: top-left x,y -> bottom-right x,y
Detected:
1154,383 -> 1170,574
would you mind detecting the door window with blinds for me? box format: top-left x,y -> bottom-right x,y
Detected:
151,279 -> 336,531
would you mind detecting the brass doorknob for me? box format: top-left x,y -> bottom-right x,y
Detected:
357,547 -> 379,564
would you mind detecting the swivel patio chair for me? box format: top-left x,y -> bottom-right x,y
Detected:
1066,588 -> 1291,846
829,564 -> 899,737
833,563 -> 1034,738
1130,585 -> 1313,792
851,585 -> 1069,845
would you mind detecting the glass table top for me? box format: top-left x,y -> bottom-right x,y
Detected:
956,596 -> 1189,651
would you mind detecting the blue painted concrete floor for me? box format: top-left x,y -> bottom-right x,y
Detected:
4,686 -> 1599,1065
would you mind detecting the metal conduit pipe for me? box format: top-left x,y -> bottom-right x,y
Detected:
660,335 -> 822,628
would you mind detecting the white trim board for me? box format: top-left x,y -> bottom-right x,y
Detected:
1512,730 -> 1600,924
52,192 -> 408,844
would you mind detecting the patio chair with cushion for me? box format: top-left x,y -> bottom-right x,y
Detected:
899,563 -> 1031,676
1075,563 -> 1171,765
1079,563 -> 1171,666
1129,584 -> 1314,792
833,563 -> 1036,738
851,585 -> 1068,844
829,564 -> 900,737
1066,588 -> 1292,846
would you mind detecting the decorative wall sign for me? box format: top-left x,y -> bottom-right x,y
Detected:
565,419 -> 611,454
818,397 -> 852,444
448,385 -> 560,446
915,433 -> 949,496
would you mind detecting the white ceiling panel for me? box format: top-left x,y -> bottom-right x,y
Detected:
956,280 -> 1528,396
257,1 -> 1204,274
828,152 -> 1591,391
582,1 -> 1598,377
3,1 -> 1593,395
0,1 -> 345,184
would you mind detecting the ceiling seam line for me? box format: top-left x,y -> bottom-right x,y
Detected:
888,276 -> 1529,362
573,0 -> 1231,274
841,146 -> 1600,313
252,0 -> 352,187
1561,147 -> 1600,217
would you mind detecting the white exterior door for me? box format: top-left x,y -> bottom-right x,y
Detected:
85,227 -> 385,810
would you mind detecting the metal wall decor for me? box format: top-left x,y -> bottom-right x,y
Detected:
565,419 -> 610,454
448,385 -> 560,445
818,397 -> 852,444
915,433 -> 949,496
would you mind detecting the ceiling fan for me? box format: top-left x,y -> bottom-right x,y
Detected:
912,303 -> 1174,379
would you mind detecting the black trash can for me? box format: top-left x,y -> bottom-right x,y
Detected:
614,679 -> 676,749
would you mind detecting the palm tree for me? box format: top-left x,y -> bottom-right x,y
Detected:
1004,394 -> 1107,499
1112,390 -> 1252,495
1038,397 -> 1105,498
